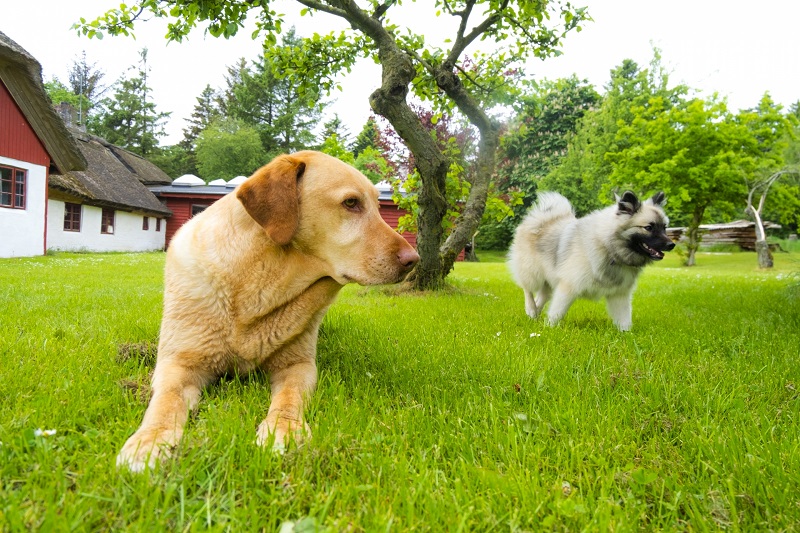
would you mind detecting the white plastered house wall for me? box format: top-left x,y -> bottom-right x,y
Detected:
47,200 -> 166,253
0,155 -> 47,258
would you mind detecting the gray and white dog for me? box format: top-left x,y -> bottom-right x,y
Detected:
508,191 -> 675,331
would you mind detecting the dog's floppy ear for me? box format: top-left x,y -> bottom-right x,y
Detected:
616,191 -> 641,216
647,191 -> 666,207
236,155 -> 306,245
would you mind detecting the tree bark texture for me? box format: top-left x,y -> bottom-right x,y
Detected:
366,49 -> 450,290
685,207 -> 705,267
432,63 -> 499,279
755,240 -> 774,268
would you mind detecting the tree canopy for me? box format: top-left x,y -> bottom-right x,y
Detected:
76,0 -> 589,290
195,117 -> 268,180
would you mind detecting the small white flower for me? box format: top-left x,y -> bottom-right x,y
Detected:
513,412 -> 528,421
34,428 -> 57,437
496,332 -> 502,337
278,522 -> 296,533
529,332 -> 541,337
365,371 -> 373,378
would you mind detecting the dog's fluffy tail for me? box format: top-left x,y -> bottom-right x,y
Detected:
521,192 -> 574,231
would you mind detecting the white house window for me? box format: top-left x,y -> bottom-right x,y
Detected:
156,218 -> 162,232
101,208 -> 115,234
63,203 -> 82,231
0,165 -> 26,209
142,216 -> 149,230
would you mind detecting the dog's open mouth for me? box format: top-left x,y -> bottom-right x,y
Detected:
640,242 -> 665,260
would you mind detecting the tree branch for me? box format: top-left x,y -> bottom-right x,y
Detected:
372,0 -> 395,20
294,0 -> 349,19
446,0 -> 508,65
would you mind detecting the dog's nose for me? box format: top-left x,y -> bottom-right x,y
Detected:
398,247 -> 420,270
665,241 -> 676,251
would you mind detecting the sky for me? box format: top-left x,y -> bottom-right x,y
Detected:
3,0 -> 799,147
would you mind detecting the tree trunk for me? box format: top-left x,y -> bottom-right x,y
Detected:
747,205 -> 773,268
755,240 -> 774,268
684,206 -> 705,267
330,4 -> 497,290
366,41 -> 450,291
464,231 -> 479,262
433,63 -> 498,278
413,176 -> 449,290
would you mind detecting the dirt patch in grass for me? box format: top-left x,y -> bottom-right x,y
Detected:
116,341 -> 158,366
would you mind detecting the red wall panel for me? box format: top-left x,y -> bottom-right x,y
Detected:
0,80 -> 50,167
379,200 -> 416,248
164,197 -> 217,247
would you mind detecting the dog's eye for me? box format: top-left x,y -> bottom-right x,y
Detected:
644,224 -> 653,232
342,198 -> 360,211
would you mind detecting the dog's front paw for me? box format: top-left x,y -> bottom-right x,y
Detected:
116,430 -> 174,472
546,315 -> 562,327
614,321 -> 632,332
256,417 -> 311,454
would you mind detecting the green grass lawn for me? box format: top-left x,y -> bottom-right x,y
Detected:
1,250 -> 798,530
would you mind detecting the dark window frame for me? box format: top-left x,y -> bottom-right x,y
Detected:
63,202 -> 82,232
191,204 -> 208,217
0,165 -> 27,210
156,218 -> 162,232
101,208 -> 115,234
142,216 -> 149,231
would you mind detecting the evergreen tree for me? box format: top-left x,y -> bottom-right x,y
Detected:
319,114 -> 350,148
182,85 -> 221,149
89,48 -> 170,156
218,57 -> 248,116
223,29 -> 324,157
67,51 -> 107,126
351,116 -> 380,158
178,84 -> 222,175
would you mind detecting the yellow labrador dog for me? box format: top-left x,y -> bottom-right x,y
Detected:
117,151 -> 419,471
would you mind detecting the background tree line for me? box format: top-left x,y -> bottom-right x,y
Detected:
58,3 -> 800,278
479,51 -> 800,268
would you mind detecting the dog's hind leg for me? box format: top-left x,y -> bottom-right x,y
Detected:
117,358 -> 213,472
606,294 -> 632,331
534,284 -> 552,314
524,283 -> 551,319
523,288 -> 540,318
546,283 -> 575,326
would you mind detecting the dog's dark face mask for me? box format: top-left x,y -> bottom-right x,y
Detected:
617,191 -> 676,261
629,222 -> 675,260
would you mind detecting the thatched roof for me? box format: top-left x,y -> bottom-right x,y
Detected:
0,31 -> 86,174
49,130 -> 172,217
